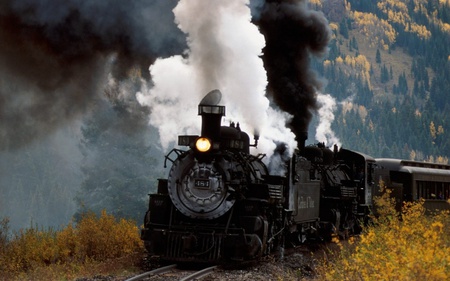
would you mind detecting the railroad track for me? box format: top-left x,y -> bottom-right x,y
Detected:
124,264 -> 218,281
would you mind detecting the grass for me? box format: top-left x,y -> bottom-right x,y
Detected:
1,253 -> 142,281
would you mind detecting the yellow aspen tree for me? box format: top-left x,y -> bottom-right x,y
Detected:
369,120 -> 375,132
430,121 -> 437,140
342,101 -> 353,115
410,23 -> 431,39
358,105 -> 368,122
309,0 -> 323,7
436,156 -> 449,164
344,0 -> 351,12
442,23 -> 450,33
415,109 -> 422,117
410,150 -> 416,161
329,23 -> 338,31
352,10 -> 396,48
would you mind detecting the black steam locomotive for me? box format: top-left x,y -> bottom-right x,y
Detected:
141,90 -> 450,263
140,90 -> 380,264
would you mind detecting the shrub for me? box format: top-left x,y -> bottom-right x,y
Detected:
76,210 -> 143,261
315,189 -> 450,280
2,227 -> 59,272
0,210 -> 143,275
0,217 -> 9,253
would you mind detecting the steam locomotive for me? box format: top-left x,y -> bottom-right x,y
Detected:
140,90 -> 450,264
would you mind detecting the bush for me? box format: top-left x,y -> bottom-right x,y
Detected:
1,227 -> 59,272
0,217 -> 9,254
76,210 -> 143,261
315,189 -> 450,280
0,210 -> 143,275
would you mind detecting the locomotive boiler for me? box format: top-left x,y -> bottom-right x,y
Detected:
140,90 -> 375,264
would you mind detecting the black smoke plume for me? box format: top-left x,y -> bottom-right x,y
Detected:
253,0 -> 331,144
0,0 -> 186,150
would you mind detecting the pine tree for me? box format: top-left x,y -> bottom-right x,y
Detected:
351,37 -> 359,51
381,64 -> 389,83
339,18 -> 349,39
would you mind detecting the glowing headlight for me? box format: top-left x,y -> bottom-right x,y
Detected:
195,137 -> 211,152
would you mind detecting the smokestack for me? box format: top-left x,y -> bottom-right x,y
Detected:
198,89 -> 225,141
198,105 -> 225,141
297,131 -> 308,150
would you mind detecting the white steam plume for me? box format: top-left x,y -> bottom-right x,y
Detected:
137,0 -> 296,155
315,92 -> 341,147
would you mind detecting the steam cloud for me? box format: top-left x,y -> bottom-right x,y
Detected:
137,0 -> 297,155
1,0 -> 331,156
0,0 -> 186,150
315,93 -> 341,147
0,0 -> 334,228
253,0 -> 331,142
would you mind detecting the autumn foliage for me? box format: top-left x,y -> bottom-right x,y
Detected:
315,189 -> 450,280
0,210 -> 143,275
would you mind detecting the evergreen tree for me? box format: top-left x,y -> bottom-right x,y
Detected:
423,69 -> 429,91
339,18 -> 349,39
381,64 -> 389,83
328,39 -> 340,60
376,49 -> 381,64
351,37 -> 359,51
398,72 -> 409,95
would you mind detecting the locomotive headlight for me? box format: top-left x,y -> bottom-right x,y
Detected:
196,137 -> 211,152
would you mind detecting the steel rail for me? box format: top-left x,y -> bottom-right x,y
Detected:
123,264 -> 177,281
178,265 -> 218,281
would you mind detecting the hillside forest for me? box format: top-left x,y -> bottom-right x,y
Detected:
310,0 -> 450,162
0,0 -> 449,231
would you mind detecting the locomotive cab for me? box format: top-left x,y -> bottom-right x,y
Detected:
337,148 -> 376,208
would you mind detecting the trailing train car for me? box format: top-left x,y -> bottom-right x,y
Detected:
374,159 -> 450,212
140,90 -> 373,264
